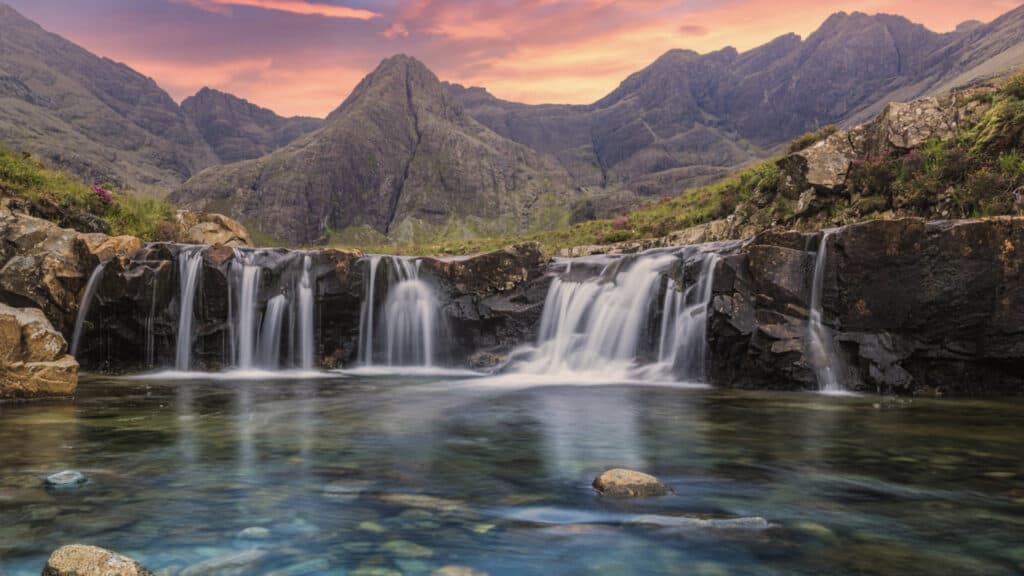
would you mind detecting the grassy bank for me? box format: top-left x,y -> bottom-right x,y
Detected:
0,149 -> 178,240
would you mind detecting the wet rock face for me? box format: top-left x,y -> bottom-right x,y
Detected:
0,302 -> 78,399
42,544 -> 153,576
709,217 -> 1024,395
423,243 -> 552,361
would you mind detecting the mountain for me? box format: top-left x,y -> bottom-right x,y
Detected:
172,56 -> 577,244
181,87 -> 323,164
0,2 -> 218,192
448,9 -> 1024,200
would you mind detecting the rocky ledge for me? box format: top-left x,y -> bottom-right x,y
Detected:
0,302 -> 77,399
710,217 -> 1024,395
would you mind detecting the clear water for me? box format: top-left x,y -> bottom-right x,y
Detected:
1,375 -> 1023,575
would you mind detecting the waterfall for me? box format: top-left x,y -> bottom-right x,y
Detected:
358,256 -> 382,366
657,252 -> 718,380
175,247 -> 203,371
808,231 -> 843,392
514,249 -> 719,382
144,277 -> 158,368
234,255 -> 262,370
259,294 -> 287,369
70,262 -> 106,358
357,255 -> 441,367
297,254 -> 315,369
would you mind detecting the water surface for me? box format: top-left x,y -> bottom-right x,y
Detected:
1,374 -> 1022,575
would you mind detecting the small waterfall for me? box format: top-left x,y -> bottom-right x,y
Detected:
358,256 -> 382,366
175,247 -> 204,371
658,253 -> 719,380
357,255 -> 442,367
518,253 -> 676,377
808,231 -> 843,392
70,262 -> 106,357
259,294 -> 287,369
297,254 -> 315,369
515,249 -> 719,381
234,255 -> 262,370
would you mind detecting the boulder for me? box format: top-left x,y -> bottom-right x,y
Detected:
0,302 -> 78,399
793,131 -> 856,188
0,204 -> 88,332
78,233 -> 144,263
592,468 -> 671,497
175,210 -> 253,247
42,544 -> 153,576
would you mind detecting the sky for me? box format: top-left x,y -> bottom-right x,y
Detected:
5,0 -> 1023,117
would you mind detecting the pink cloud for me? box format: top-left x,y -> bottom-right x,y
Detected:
184,0 -> 379,19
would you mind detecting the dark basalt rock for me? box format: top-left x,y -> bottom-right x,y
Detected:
709,217 -> 1024,395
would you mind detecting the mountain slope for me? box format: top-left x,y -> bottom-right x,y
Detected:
449,9 -> 1024,201
181,87 -> 323,163
0,2 -> 218,192
172,56 -> 577,244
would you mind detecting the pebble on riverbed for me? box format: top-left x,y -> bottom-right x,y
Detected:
592,468 -> 670,497
45,470 -> 87,489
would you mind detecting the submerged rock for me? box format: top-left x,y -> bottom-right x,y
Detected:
236,526 -> 271,540
45,470 -> 86,488
179,549 -> 267,576
42,544 -> 152,576
433,566 -> 488,576
592,469 -> 671,497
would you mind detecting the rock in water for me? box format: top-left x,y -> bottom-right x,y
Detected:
45,470 -> 86,489
592,469 -> 670,497
42,544 -> 153,576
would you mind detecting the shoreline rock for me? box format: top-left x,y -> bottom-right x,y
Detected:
0,302 -> 78,399
42,544 -> 152,576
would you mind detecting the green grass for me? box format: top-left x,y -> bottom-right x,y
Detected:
0,149 -> 178,240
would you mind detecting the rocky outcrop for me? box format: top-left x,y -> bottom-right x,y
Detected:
0,203 -> 89,333
709,217 -> 1024,395
42,544 -> 152,576
0,302 -> 78,399
174,210 -> 253,247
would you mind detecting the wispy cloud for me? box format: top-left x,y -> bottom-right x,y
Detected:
182,0 -> 380,19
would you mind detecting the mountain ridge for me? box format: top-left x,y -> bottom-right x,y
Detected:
172,55 -> 578,244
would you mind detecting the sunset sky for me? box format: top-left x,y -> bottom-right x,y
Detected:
5,0 -> 1023,117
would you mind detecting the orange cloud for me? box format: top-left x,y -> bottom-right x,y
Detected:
186,0 -> 379,19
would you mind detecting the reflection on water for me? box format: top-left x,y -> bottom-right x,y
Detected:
1,375 -> 1023,575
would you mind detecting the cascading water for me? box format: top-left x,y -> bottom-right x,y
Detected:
808,231 -> 844,393
512,249 -> 720,382
70,262 -> 106,358
259,294 -> 287,369
297,254 -> 315,370
658,252 -> 719,380
233,252 -> 262,370
175,247 -> 204,371
357,255 -> 442,367
358,256 -> 381,366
